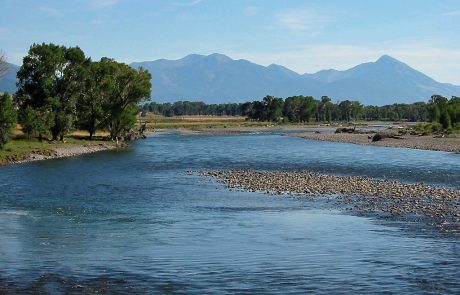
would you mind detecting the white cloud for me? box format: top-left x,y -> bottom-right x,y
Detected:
275,9 -> 331,33
230,43 -> 460,85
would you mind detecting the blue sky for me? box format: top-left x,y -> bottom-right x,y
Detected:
1,0 -> 460,83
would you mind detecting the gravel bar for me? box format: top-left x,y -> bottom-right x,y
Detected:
202,170 -> 460,235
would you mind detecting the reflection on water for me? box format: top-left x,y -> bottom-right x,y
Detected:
0,133 -> 459,293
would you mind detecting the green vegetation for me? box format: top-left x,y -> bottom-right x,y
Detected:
142,101 -> 243,116
0,43 -> 151,167
0,93 -> 16,149
143,96 -> 435,123
15,43 -> 151,142
143,95 -> 460,135
0,137 -> 112,166
140,114 -> 268,130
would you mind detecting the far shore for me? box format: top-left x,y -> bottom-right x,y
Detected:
150,122 -> 460,154
290,131 -> 460,153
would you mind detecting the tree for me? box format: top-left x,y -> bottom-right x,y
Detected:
16,43 -> 87,141
21,106 -> 54,141
77,59 -> 107,140
262,95 -> 284,121
98,59 -> 151,139
319,96 -> 333,122
0,93 -> 17,149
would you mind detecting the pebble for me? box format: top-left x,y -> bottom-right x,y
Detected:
201,170 -> 460,235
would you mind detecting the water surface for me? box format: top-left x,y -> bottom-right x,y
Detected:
0,134 -> 459,293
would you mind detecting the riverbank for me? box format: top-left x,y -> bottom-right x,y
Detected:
202,170 -> 460,234
290,132 -> 460,153
171,124 -> 336,135
0,138 -> 126,167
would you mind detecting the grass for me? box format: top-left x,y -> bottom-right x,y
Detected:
139,115 -> 295,129
0,134 -> 116,166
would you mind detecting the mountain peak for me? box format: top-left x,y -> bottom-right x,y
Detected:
376,55 -> 401,64
181,54 -> 205,62
207,53 -> 232,62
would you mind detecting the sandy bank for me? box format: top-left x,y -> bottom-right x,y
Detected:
291,132 -> 460,153
202,170 -> 460,234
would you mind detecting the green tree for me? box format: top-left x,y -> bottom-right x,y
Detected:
77,59 -> 107,140
16,43 -> 87,141
21,106 -> 54,141
448,96 -> 460,126
98,59 -> 151,139
262,95 -> 284,121
0,93 -> 17,149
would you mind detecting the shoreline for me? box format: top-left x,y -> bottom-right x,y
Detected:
151,123 -> 460,154
1,142 -> 128,167
290,132 -> 460,153
202,170 -> 460,235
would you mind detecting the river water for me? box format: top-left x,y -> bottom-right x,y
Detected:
0,133 -> 459,294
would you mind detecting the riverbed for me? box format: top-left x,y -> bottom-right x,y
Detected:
0,133 -> 459,293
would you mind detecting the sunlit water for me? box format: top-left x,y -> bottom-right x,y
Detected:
0,133 -> 459,294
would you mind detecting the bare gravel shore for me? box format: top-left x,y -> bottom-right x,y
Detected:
291,132 -> 460,153
202,170 -> 460,234
16,143 -> 127,164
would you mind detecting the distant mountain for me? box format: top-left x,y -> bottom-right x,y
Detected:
131,54 -> 460,105
2,54 -> 459,105
0,63 -> 19,94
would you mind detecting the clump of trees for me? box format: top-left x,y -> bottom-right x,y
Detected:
0,52 -> 16,149
428,95 -> 460,130
142,101 -> 243,116
240,95 -> 460,129
142,95 -> 460,131
242,95 -> 365,123
15,43 -> 151,142
0,93 -> 16,149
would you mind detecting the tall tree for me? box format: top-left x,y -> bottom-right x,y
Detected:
77,59 -> 108,140
98,59 -> 151,139
16,43 -> 87,141
0,93 -> 17,149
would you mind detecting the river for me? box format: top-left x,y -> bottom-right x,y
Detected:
0,133 -> 459,294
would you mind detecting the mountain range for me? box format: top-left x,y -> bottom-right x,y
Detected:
2,54 -> 459,105
0,63 -> 20,94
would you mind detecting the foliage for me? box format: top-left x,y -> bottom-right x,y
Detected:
0,93 -> 17,149
15,43 -> 152,141
97,58 -> 151,139
21,106 -> 54,140
16,43 -> 87,140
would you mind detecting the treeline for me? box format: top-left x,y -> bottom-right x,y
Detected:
0,43 -> 151,149
243,95 -> 460,130
142,94 -> 460,130
241,95 -> 432,123
142,96 -> 449,123
142,101 -> 243,116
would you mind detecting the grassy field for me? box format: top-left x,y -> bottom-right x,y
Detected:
139,114 -> 279,129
